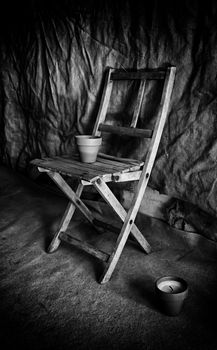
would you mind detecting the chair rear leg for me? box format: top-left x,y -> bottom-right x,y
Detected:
93,178 -> 151,253
100,212 -> 135,284
93,178 -> 151,284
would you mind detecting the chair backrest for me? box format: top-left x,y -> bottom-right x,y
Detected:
92,67 -> 176,143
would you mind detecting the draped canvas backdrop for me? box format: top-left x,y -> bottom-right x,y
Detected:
1,0 -> 217,224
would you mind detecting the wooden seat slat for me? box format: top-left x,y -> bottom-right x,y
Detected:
55,156 -> 132,174
57,155 -> 131,172
31,153 -> 139,181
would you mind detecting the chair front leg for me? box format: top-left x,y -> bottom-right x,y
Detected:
47,171 -> 95,224
47,182 -> 84,253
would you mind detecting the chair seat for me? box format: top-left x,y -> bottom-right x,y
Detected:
31,153 -> 144,182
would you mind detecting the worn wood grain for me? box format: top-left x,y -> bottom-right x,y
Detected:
60,232 -> 109,262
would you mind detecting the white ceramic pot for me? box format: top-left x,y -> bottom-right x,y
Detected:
75,135 -> 102,163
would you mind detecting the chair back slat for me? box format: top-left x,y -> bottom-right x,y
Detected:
110,70 -> 166,80
98,124 -> 153,138
130,80 -> 146,127
93,67 -> 175,150
92,68 -> 114,136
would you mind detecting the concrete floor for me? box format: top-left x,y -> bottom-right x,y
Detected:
0,165 -> 217,350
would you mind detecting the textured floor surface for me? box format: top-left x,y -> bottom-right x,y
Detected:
0,165 -> 217,350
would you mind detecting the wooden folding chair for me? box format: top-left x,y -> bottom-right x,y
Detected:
31,66 -> 176,283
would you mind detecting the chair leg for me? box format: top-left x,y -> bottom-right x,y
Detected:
47,171 -> 95,224
93,178 -> 151,253
99,211 -> 135,284
93,178 -> 151,284
47,183 -> 84,253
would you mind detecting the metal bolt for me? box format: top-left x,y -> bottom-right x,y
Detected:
113,175 -> 119,182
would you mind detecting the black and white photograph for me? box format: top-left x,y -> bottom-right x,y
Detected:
0,1 -> 217,349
